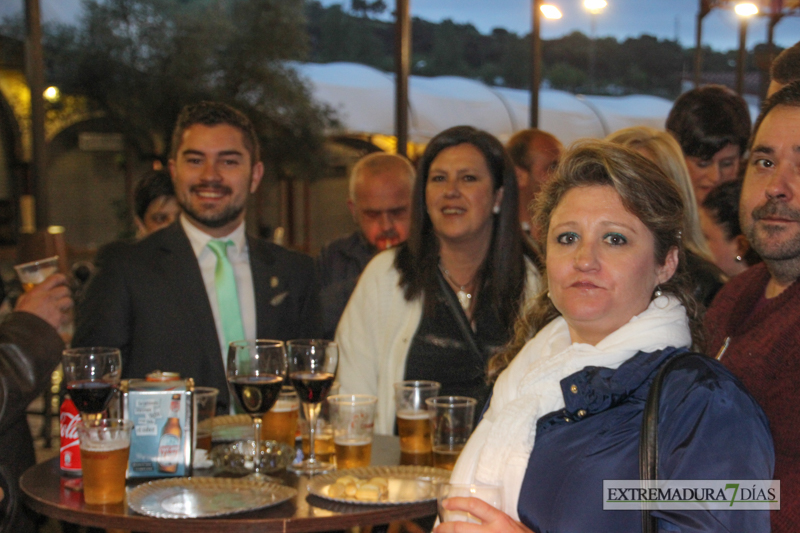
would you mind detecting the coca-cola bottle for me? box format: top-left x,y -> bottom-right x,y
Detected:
60,394 -> 82,475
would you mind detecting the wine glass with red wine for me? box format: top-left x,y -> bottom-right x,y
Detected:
287,339 -> 338,475
61,347 -> 122,423
227,339 -> 287,478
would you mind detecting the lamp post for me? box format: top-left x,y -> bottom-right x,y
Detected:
530,3 -> 562,128
734,2 -> 758,95
395,0 -> 410,156
583,0 -> 607,92
694,0 -> 715,87
24,0 -> 48,229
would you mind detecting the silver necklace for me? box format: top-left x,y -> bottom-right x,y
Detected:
439,262 -> 475,312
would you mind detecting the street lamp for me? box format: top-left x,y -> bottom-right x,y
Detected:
530,2 -> 562,127
43,86 -> 60,104
735,2 -> 758,95
583,0 -> 607,92
541,4 -> 562,19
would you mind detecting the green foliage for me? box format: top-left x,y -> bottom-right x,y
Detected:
351,0 -> 386,18
546,62 -> 587,92
38,0 -> 335,181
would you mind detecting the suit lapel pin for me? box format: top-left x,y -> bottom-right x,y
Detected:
270,276 -> 279,288
271,291 -> 289,306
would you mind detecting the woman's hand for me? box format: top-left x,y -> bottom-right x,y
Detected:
435,497 -> 533,533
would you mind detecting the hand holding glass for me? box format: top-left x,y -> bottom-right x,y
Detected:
62,347 -> 122,423
15,255 -> 59,292
437,483 -> 504,524
287,340 -> 338,475
226,339 -> 287,478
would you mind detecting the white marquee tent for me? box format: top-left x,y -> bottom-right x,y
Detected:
296,62 -> 677,146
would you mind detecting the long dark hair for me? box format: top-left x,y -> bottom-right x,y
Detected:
488,140 -> 703,379
395,125 -> 537,329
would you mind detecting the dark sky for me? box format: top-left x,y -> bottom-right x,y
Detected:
2,0 -> 799,52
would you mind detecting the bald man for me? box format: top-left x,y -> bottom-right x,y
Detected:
506,129 -> 563,234
317,152 -> 415,338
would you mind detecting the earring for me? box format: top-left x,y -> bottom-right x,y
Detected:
653,286 -> 663,298
492,205 -> 500,214
547,291 -> 552,299
735,255 -> 743,263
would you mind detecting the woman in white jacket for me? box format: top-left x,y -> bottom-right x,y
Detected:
336,126 -> 541,434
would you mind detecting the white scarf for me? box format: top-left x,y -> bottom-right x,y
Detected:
449,296 -> 691,520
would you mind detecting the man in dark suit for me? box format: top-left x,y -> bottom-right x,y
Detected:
74,101 -> 321,408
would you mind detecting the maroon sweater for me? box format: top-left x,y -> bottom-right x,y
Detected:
706,262 -> 800,532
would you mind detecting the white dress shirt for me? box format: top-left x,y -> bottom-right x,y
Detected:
181,215 -> 257,369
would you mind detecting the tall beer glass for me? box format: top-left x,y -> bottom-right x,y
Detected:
426,396 -> 477,471
394,380 -> 440,465
262,386 -> 300,447
77,418 -> 133,505
329,394 -> 377,469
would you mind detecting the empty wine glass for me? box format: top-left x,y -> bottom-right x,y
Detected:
287,339 -> 338,475
62,347 -> 122,423
227,339 -> 287,479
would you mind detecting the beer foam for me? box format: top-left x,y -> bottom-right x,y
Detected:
334,436 -> 372,446
79,434 -> 130,452
270,400 -> 299,412
396,410 -> 431,420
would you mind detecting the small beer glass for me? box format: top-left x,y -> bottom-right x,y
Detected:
437,482 -> 504,524
193,386 -> 218,453
14,255 -> 59,292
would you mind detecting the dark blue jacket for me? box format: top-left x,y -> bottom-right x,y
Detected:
519,347 -> 774,533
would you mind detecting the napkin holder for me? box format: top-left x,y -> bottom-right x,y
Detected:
122,378 -> 194,478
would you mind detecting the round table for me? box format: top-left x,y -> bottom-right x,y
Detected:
21,435 -> 438,533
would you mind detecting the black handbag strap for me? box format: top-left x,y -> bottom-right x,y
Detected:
435,269 -> 485,364
639,351 -> 699,533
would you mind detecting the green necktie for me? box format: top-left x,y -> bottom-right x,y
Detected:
207,239 -> 245,350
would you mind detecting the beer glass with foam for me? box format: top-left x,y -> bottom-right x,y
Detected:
328,394 -> 378,469
77,418 -> 133,505
426,396 -> 476,471
14,255 -> 59,292
262,386 -> 300,447
394,380 -> 441,466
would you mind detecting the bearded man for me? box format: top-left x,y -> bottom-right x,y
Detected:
705,81 -> 800,532
74,102 -> 321,409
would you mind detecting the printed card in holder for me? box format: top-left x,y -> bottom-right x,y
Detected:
123,378 -> 194,478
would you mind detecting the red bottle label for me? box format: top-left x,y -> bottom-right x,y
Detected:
60,396 -> 82,473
